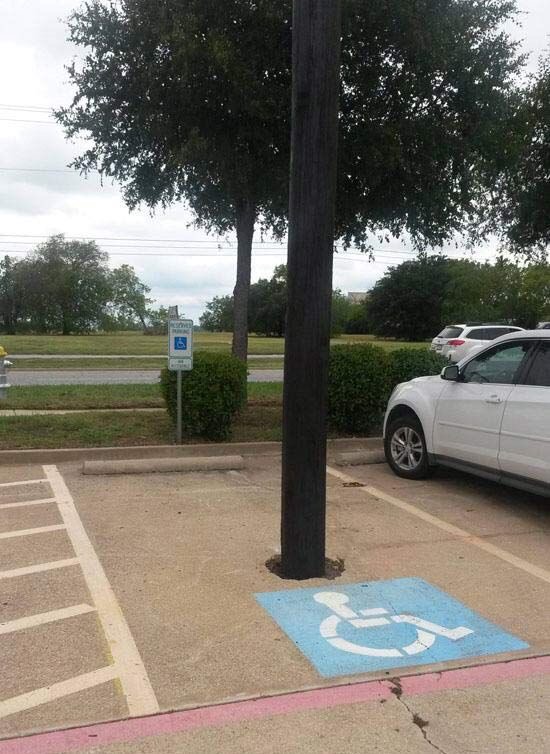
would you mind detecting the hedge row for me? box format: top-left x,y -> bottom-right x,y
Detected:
328,345 -> 446,434
161,346 -> 446,441
160,352 -> 247,441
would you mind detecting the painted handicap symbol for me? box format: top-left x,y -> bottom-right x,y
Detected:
255,578 -> 528,678
314,591 -> 473,658
174,336 -> 188,351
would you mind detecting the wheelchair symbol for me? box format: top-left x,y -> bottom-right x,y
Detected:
314,592 -> 473,658
174,336 -> 187,351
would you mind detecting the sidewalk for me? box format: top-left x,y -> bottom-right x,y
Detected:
9,354 -> 282,360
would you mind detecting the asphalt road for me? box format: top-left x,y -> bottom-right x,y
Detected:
9,369 -> 284,385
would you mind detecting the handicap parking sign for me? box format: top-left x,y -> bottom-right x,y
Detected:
174,336 -> 187,351
255,578 -> 528,678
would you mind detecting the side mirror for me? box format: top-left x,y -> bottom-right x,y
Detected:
441,364 -> 460,381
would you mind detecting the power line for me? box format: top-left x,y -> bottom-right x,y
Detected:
0,167 -> 79,174
0,247 -> 418,262
0,117 -> 57,125
0,103 -> 51,112
0,234 -> 419,255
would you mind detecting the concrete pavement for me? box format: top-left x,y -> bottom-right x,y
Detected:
1,454 -> 550,751
9,369 -> 283,385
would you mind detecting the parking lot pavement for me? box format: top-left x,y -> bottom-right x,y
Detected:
2,453 -> 550,752
0,465 -> 157,741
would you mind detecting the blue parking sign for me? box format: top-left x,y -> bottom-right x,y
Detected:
174,336 -> 187,351
255,578 -> 528,677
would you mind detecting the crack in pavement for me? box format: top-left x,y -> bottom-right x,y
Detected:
390,678 -> 449,754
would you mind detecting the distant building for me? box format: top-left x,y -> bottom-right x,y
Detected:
347,291 -> 369,304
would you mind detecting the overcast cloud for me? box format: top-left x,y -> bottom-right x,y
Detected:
0,0 -> 548,322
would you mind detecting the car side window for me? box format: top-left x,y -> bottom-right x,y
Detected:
524,342 -> 550,387
484,328 -> 508,339
462,342 -> 532,385
467,328 -> 486,340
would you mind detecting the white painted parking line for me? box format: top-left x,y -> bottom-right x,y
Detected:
0,603 -> 95,635
0,666 -> 118,720
0,524 -> 66,540
0,479 -> 47,488
0,558 -> 79,580
0,497 -> 56,510
44,465 -> 160,717
327,466 -> 550,586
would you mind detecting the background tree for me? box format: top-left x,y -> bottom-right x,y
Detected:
0,256 -> 25,335
25,236 -> 111,334
248,265 -> 287,337
56,0 -> 292,361
330,290 -> 354,336
503,53 -> 550,254
363,256 -> 550,338
344,302 -> 370,334
56,0 -> 523,360
107,265 -> 152,330
200,265 -> 357,336
199,296 -> 234,333
366,256 -> 451,341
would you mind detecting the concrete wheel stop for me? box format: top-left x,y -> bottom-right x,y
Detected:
82,455 -> 245,475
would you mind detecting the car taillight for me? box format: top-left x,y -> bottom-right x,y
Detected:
448,339 -> 465,346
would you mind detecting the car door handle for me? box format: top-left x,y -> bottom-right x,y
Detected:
485,395 -> 503,404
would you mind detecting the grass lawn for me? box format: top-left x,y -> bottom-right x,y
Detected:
0,382 -> 288,449
0,331 -> 428,357
0,382 -> 282,411
0,404 -> 287,449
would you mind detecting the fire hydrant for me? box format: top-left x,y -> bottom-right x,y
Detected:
0,346 -> 12,400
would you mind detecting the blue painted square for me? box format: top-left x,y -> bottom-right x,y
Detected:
174,336 -> 188,351
255,578 -> 528,678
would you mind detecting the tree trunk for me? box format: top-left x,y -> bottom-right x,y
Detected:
281,0 -> 342,579
61,309 -> 71,335
231,201 -> 256,362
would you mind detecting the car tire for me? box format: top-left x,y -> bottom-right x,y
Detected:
384,415 -> 432,480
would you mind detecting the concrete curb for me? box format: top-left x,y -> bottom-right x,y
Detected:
0,437 -> 382,466
82,455 -> 245,476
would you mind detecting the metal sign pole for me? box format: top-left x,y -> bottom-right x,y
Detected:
167,308 -> 193,446
176,370 -> 183,444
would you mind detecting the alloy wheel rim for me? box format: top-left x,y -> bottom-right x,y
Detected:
390,426 -> 423,471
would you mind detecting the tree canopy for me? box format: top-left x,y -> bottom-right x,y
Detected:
364,256 -> 550,340
199,264 -> 355,336
0,237 -> 155,334
502,53 -> 550,254
56,0 -> 524,350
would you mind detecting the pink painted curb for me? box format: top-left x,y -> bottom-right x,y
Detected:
1,654 -> 549,754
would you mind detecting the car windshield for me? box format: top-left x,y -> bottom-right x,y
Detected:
438,327 -> 463,339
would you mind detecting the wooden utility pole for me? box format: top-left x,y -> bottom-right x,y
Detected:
281,0 -> 342,579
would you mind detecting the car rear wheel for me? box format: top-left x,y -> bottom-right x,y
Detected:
385,416 -> 431,480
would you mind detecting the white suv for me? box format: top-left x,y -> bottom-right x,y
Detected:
384,331 -> 550,496
431,324 -> 524,362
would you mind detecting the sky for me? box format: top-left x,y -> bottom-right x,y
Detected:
0,1 -> 548,323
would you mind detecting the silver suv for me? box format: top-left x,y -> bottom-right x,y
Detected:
431,324 -> 524,362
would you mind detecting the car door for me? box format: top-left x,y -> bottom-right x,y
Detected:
432,340 -> 534,470
499,340 -> 550,485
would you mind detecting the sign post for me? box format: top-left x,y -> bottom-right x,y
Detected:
168,312 -> 193,444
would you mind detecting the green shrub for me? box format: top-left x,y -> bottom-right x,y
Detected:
328,345 -> 446,435
160,352 -> 247,441
328,344 -> 392,434
388,348 -> 447,390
